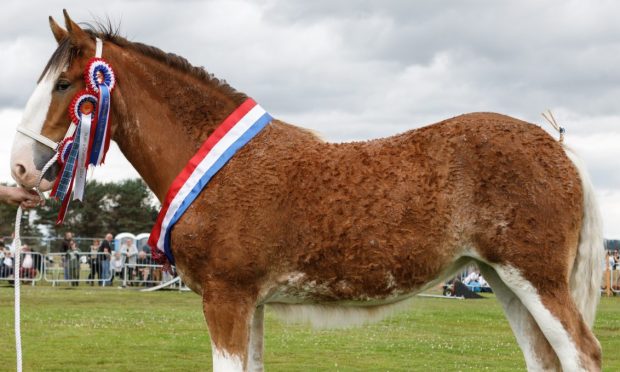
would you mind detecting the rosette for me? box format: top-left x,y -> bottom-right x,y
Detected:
84,58 -> 116,93
56,137 -> 74,165
69,91 -> 98,124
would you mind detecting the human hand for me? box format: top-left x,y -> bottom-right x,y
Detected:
1,186 -> 43,209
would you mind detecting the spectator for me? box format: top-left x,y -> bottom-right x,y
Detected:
60,231 -> 73,280
60,231 -> 73,253
101,246 -> 112,286
607,251 -> 615,270
462,269 -> 491,293
110,251 -> 124,285
463,270 -> 480,285
1,249 -> 13,278
98,233 -> 114,286
5,234 -> 15,254
614,251 -> 620,270
121,239 -> 138,284
20,245 -> 36,280
66,240 -> 81,287
88,239 -> 100,286
136,250 -> 151,286
0,241 -> 5,271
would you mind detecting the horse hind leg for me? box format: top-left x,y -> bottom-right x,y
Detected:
490,263 -> 601,372
477,262 -> 560,371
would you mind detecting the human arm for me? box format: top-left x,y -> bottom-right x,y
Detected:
0,186 -> 42,209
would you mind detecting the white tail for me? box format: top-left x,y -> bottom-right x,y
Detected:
563,145 -> 604,327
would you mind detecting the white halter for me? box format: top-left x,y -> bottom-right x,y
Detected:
16,38 -> 104,150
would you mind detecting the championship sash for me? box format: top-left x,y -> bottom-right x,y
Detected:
148,98 -> 272,264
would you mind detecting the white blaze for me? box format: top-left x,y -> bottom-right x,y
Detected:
10,70 -> 59,185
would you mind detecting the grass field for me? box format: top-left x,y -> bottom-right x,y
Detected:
0,285 -> 618,371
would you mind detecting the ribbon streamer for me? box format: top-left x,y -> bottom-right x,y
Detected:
50,53 -> 116,224
51,125 -> 82,223
73,113 -> 91,201
89,84 -> 111,165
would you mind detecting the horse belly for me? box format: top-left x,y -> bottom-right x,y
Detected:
266,267 -> 445,306
264,269 -> 448,329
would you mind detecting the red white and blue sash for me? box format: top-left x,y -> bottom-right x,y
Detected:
148,98 -> 272,264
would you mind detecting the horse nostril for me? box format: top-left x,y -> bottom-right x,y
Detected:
14,163 -> 27,177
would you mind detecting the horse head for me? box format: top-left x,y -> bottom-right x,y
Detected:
10,10 -> 122,191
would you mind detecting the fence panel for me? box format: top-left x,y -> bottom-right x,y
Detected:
0,251 -> 44,285
612,268 -> 620,294
123,263 -> 170,288
44,252 -> 114,286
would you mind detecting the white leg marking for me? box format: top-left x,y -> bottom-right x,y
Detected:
494,265 -> 584,372
212,345 -> 244,372
479,265 -> 552,371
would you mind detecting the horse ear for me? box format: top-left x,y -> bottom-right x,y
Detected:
49,16 -> 67,43
62,9 -> 90,47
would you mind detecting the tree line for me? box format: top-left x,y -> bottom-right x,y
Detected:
1,179 -> 158,240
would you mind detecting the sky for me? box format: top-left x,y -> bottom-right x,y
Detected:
0,0 -> 618,237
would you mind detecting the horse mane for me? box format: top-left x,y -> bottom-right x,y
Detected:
39,20 -> 247,105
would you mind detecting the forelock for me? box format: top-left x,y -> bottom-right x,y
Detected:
38,37 -> 76,82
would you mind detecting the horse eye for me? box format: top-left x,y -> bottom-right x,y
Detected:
55,80 -> 71,92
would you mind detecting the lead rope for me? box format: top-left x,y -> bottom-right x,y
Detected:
13,153 -> 58,372
13,38 -> 106,370
13,207 -> 22,372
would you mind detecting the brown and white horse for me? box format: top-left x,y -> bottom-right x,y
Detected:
10,11 -> 604,371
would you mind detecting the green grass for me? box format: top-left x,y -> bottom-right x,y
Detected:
0,285 -> 618,371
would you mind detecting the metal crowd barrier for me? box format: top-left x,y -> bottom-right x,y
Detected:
0,251 -> 44,285
601,264 -> 620,295
0,241 -> 186,289
42,252 -> 178,288
122,263 -> 173,288
44,252 -> 114,286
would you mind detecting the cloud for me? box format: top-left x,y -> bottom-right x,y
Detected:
0,0 -> 618,236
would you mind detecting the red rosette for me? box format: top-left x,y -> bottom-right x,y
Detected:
84,57 -> 116,93
56,137 -> 74,165
68,90 -> 98,124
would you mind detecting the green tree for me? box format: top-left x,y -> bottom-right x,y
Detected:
0,197 -> 17,238
34,179 -> 158,240
108,179 -> 159,234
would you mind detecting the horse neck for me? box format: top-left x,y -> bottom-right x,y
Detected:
109,51 -> 246,201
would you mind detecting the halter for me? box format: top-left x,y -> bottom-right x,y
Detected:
16,37 -> 117,224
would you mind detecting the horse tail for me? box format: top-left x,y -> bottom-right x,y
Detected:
563,145 -> 604,328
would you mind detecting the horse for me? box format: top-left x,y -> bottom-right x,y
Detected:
10,11 -> 604,371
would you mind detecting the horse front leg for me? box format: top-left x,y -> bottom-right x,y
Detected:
203,280 -> 262,372
248,305 -> 265,372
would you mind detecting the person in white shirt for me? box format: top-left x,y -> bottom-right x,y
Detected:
110,251 -> 124,285
463,270 -> 480,285
122,239 -> 138,284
